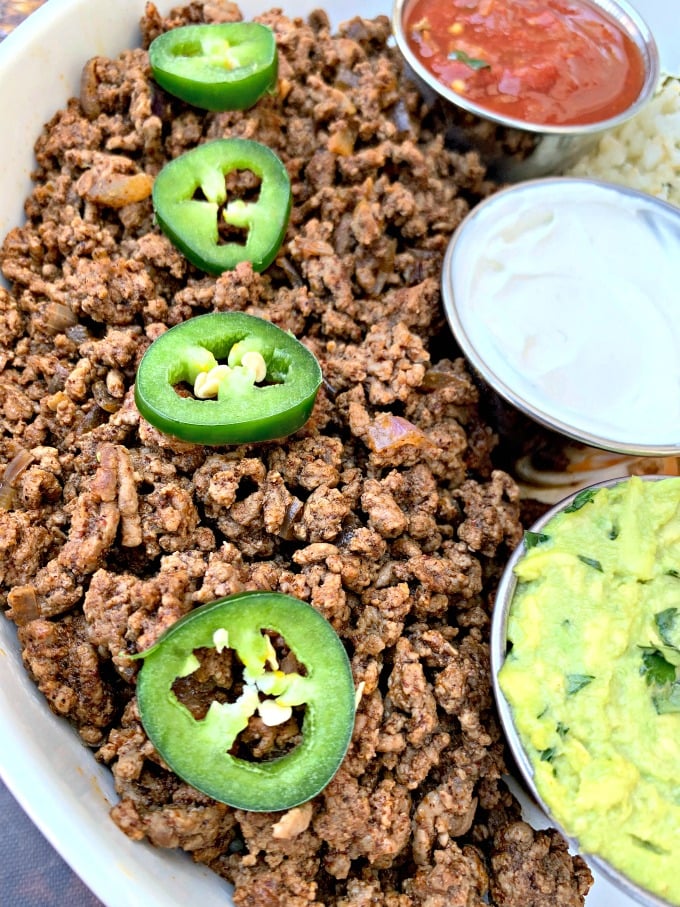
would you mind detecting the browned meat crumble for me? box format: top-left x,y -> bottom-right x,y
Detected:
0,2 -> 593,905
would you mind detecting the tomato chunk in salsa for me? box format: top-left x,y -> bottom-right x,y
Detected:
403,0 -> 646,126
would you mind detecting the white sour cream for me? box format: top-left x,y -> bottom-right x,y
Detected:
443,179 -> 680,453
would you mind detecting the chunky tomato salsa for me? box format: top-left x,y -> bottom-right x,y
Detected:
403,0 -> 647,126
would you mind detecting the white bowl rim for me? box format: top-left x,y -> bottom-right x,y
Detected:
0,1 -> 383,905
0,3 -> 673,907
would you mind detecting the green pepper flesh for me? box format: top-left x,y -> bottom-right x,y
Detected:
149,22 -> 278,111
135,592 -> 356,812
134,311 -> 322,445
152,138 -> 291,275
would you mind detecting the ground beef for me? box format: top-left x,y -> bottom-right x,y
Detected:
490,822 -> 593,907
0,2 -> 592,905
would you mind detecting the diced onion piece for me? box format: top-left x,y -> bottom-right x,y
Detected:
279,496 -> 304,540
0,448 -> 35,510
6,585 -> 39,625
93,380 -> 123,413
81,171 -> 153,208
44,302 -> 78,333
366,413 -> 430,453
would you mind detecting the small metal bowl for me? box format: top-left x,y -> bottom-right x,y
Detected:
491,474 -> 677,907
441,176 -> 680,457
391,0 -> 660,181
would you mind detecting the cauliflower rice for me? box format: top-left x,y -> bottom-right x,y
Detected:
567,75 -> 680,207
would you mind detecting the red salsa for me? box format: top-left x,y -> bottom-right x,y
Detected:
403,0 -> 647,126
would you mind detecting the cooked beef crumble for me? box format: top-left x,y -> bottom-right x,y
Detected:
0,1 -> 593,904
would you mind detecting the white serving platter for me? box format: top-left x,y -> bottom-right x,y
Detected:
0,1 -> 675,905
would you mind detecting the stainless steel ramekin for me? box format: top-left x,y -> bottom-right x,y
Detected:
391,0 -> 660,180
491,474 -> 676,907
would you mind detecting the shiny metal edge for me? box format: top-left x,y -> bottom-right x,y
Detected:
391,0 -> 660,135
490,474 -> 678,907
440,176 -> 680,458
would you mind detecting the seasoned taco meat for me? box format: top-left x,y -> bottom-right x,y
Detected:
0,2 -> 592,905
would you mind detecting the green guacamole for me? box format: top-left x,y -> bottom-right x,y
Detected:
499,475 -> 680,905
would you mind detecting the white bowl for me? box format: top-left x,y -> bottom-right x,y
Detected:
0,5 -> 389,907
0,2 -> 674,906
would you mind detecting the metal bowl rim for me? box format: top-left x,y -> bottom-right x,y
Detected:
440,176 -> 680,458
391,0 -> 660,135
491,473 -> 679,907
